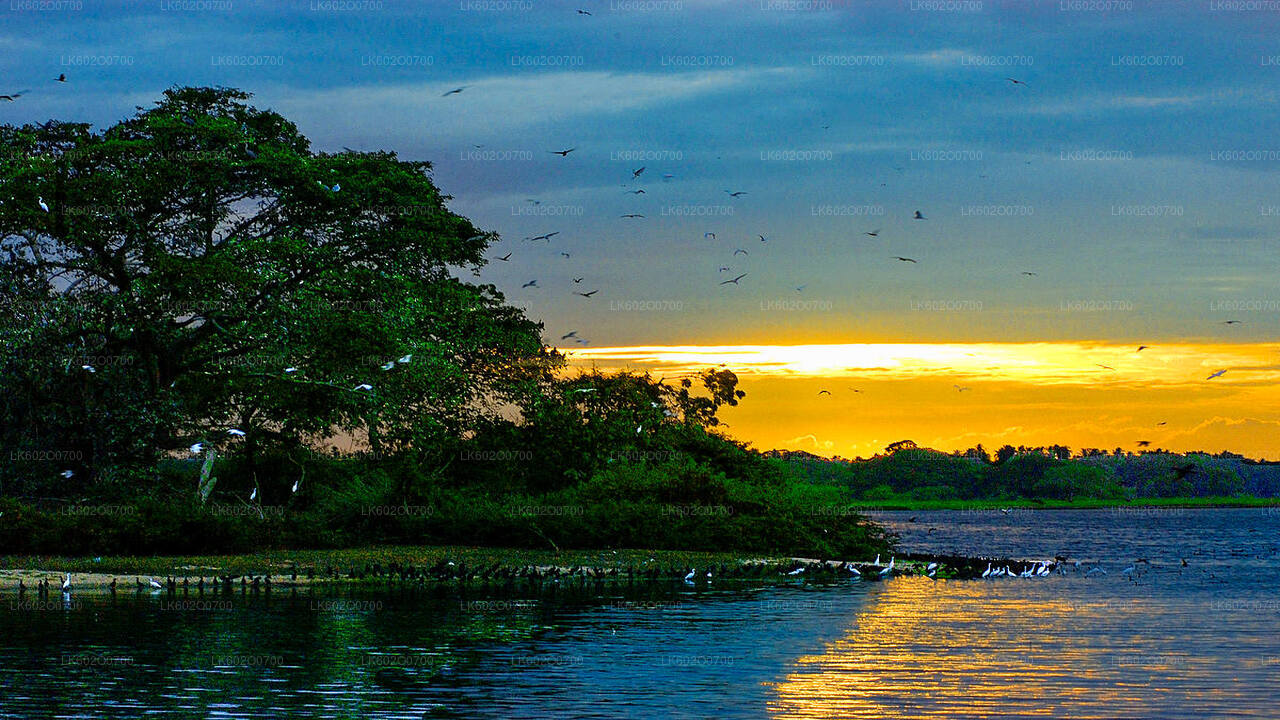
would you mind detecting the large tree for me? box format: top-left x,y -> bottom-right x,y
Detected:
0,86 -> 557,495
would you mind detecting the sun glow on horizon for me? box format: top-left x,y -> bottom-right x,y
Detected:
558,342 -> 1280,458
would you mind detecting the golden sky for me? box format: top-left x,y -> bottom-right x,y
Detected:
565,342 -> 1280,459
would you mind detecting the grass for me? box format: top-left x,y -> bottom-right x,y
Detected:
844,495 -> 1280,511
0,545 -> 794,580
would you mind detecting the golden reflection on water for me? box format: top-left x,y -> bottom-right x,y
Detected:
766,577 -> 1236,720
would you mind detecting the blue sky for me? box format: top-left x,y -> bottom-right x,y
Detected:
5,0 -> 1280,348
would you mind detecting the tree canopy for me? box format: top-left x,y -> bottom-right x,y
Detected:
1,86 -> 556,494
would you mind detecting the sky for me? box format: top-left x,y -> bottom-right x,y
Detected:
4,0 -> 1280,457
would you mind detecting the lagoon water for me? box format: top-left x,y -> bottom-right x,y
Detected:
2,508 -> 1278,719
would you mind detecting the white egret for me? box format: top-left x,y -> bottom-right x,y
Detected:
380,361 -> 395,371
397,354 -> 412,364
982,563 -> 993,578
787,567 -> 805,576
683,569 -> 696,583
249,487 -> 257,501
353,383 -> 373,391
291,479 -> 300,493
149,577 -> 163,590
189,443 -> 203,454
62,573 -> 72,593
38,196 -> 49,212
878,557 -> 895,577
227,428 -> 246,437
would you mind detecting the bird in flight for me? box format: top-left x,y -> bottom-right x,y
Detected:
1006,77 -> 1027,86
892,256 -> 917,263
441,86 -> 468,97
572,277 -> 583,283
954,385 -> 970,392
1222,320 -> 1242,325
527,231 -> 560,242
864,229 -> 880,237
549,148 -> 575,157
1207,369 -> 1227,380
1156,421 -> 1168,426
720,273 -> 747,285
817,390 -> 831,396
575,290 -> 599,298
561,331 -> 578,340
621,213 -> 645,218
626,189 -> 646,194
1136,345 -> 1149,352
913,210 -> 926,220
704,232 -> 716,240
522,280 -> 538,288
560,252 -> 571,258
632,166 -> 645,178
578,8 -> 591,14
725,190 -> 747,197
1097,364 -> 1116,371
496,252 -> 511,261
0,91 -> 27,102
1136,440 -> 1151,447
795,285 -> 806,292
719,266 -> 731,272
848,388 -> 862,393
54,74 -> 66,83
1021,271 -> 1038,276
733,248 -> 748,256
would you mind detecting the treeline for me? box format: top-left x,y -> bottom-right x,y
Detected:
770,444 -> 1277,502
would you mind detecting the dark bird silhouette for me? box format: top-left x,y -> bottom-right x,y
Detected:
1222,320 -> 1242,325
759,234 -> 768,243
621,213 -> 645,218
572,277 -> 583,283
521,280 -> 538,288
561,331 -> 578,340
817,389 -> 831,395
578,8 -> 591,14
627,189 -> 646,194
1156,421 -> 1167,426
864,229 -> 881,237
560,252 -> 571,258
1097,364 -> 1116,371
549,148 -> 576,157
704,232 -> 716,239
575,290 -> 598,298
892,256 -> 917,263
0,91 -> 27,102
1021,271 -> 1038,276
54,74 -> 66,83
632,166 -> 645,178
913,210 -> 925,220
1207,369 -> 1227,380
496,252 -> 511,261
441,86 -> 468,97
1136,345 -> 1149,352
1006,77 -> 1027,86
720,273 -> 747,285
733,248 -> 748,256
1136,440 -> 1151,447
725,190 -> 747,197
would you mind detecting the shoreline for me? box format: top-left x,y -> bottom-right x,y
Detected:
847,496 -> 1280,511
0,546 -> 1041,592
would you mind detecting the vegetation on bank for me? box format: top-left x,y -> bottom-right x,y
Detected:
773,443 -> 1280,504
0,87 -> 887,560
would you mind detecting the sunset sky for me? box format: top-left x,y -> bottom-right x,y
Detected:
5,0 -> 1280,456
